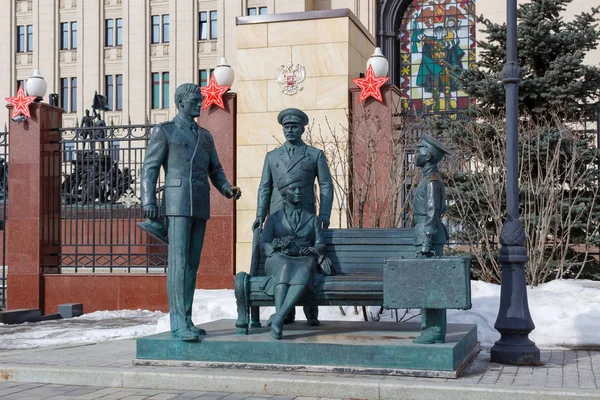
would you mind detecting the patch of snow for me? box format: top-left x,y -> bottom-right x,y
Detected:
2,280 -> 600,350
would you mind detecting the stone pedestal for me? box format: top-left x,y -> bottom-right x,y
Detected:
197,93 -> 237,289
6,102 -> 63,310
136,319 -> 479,378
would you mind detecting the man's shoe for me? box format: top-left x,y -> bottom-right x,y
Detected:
172,328 -> 200,342
283,308 -> 296,324
307,318 -> 320,326
412,327 -> 444,344
188,325 -> 207,336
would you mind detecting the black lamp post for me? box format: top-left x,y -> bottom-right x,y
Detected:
490,0 -> 541,365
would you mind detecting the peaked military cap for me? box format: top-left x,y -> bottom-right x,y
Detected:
421,134 -> 450,156
277,108 -> 309,126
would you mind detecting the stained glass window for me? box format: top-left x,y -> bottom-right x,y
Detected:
398,0 -> 476,115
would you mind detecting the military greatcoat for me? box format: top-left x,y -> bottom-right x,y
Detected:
413,168 -> 449,253
256,142 -> 333,219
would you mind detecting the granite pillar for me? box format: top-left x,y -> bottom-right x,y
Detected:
196,92 -> 237,289
6,102 -> 62,310
349,85 -> 402,228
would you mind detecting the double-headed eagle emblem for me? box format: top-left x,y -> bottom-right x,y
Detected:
276,62 -> 306,96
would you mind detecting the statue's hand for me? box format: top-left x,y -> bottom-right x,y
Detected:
224,186 -> 242,199
319,257 -> 335,276
144,205 -> 158,220
300,247 -> 317,256
252,217 -> 264,231
319,215 -> 330,230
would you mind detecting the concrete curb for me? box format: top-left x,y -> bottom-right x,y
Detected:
1,363 -> 600,400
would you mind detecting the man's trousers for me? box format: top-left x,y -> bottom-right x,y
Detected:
167,216 -> 207,333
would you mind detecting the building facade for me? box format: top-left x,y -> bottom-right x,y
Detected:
1,0 -> 597,130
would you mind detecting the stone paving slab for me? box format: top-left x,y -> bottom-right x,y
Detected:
0,339 -> 600,399
0,382 -> 343,400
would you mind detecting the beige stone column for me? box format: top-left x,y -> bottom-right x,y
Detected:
234,9 -> 375,273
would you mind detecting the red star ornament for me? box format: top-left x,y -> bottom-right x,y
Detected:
200,75 -> 230,110
5,85 -> 37,119
352,65 -> 390,103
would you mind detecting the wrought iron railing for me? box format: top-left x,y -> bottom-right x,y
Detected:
54,124 -> 167,273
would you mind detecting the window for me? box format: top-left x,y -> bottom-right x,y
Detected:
162,72 -> 170,108
60,23 -> 69,50
162,15 -> 170,43
70,78 -> 77,113
210,11 -> 218,39
109,141 -> 120,163
199,12 -> 207,40
152,72 -> 160,109
116,19 -> 122,46
64,142 -> 76,162
151,15 -> 160,44
27,25 -> 33,52
398,0 -> 476,114
151,15 -> 169,44
151,73 -> 170,109
105,75 -> 114,110
199,69 -> 215,86
105,19 -> 114,47
248,7 -> 267,15
16,80 -> 24,91
60,78 -> 69,110
199,70 -> 208,87
104,19 -> 121,47
71,22 -> 77,49
115,74 -> 123,111
16,26 -> 25,52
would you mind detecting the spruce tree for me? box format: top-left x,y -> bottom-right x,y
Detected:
440,0 -> 600,284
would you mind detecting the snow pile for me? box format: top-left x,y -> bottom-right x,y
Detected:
0,310 -> 163,350
1,280 -> 599,350
156,280 -> 600,348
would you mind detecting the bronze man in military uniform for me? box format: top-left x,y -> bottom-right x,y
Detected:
253,108 -> 334,326
413,134 -> 450,344
141,83 -> 241,341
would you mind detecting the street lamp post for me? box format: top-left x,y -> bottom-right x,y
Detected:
490,0 -> 541,365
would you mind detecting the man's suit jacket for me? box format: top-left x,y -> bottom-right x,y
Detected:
141,115 -> 232,219
256,142 -> 333,219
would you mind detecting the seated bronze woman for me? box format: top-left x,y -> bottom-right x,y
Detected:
260,172 -> 334,340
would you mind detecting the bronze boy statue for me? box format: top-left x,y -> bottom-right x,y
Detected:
413,134 -> 450,344
141,83 -> 241,341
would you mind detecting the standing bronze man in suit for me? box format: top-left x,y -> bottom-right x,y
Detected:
141,83 -> 241,341
253,108 -> 333,325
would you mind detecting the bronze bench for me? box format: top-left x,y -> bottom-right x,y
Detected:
234,228 -> 471,334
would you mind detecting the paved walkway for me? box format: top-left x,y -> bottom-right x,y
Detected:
0,382 -> 340,400
0,340 -> 599,399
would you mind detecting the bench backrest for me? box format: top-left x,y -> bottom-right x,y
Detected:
256,228 -> 415,276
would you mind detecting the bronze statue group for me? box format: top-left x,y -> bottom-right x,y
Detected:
140,83 -> 450,343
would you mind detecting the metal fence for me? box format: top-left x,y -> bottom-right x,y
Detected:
0,127 -> 8,309
55,124 -> 167,273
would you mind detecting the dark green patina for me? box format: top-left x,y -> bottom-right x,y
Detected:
136,319 -> 478,374
383,257 -> 471,310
